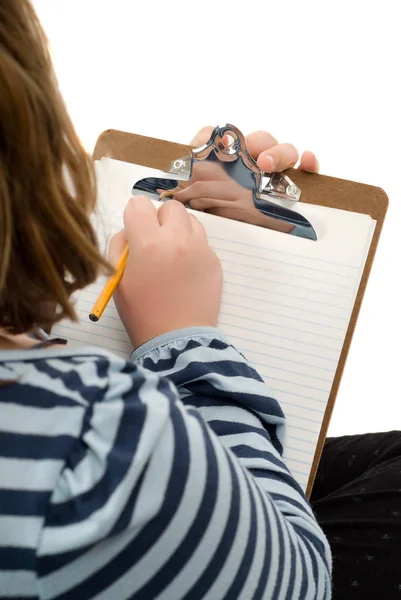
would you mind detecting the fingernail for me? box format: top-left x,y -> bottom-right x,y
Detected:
263,154 -> 274,171
160,190 -> 174,200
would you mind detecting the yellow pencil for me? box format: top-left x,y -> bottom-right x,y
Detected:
89,243 -> 129,322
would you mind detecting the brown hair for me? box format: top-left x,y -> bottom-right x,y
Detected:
0,0 -> 111,335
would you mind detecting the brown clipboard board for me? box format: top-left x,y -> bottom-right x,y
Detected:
93,128 -> 389,498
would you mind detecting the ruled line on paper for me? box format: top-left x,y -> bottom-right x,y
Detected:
222,298 -> 348,323
216,252 -> 357,285
224,279 -> 353,310
220,309 -> 345,340
209,235 -> 361,271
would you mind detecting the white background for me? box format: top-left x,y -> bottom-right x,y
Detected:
33,0 -> 401,437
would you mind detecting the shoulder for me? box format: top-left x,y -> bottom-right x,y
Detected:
0,349 -> 156,497
0,348 -> 147,409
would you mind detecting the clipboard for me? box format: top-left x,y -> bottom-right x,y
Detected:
92,127 -> 388,497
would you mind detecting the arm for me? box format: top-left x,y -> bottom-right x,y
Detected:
135,327 -> 332,597
37,332 -> 331,600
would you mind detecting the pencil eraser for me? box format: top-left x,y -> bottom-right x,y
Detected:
89,313 -> 99,322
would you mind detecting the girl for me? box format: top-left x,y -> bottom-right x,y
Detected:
0,1 -> 330,599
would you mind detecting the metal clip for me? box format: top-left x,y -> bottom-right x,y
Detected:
262,173 -> 301,202
169,155 -> 301,204
169,156 -> 193,180
133,124 -> 317,240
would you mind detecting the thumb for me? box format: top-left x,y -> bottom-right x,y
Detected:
108,229 -> 127,266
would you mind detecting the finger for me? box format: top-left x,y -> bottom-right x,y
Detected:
188,213 -> 207,238
159,189 -> 176,200
157,199 -> 192,233
256,143 -> 299,173
299,150 -> 320,173
108,229 -> 127,265
245,131 -> 279,158
158,181 -> 187,199
190,125 -> 215,147
123,196 -> 159,245
174,181 -> 236,204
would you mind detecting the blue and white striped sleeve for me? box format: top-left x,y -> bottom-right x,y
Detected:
37,327 -> 331,600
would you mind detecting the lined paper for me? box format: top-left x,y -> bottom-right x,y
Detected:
52,158 -> 375,490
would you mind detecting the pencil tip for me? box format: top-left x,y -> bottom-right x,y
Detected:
89,313 -> 99,322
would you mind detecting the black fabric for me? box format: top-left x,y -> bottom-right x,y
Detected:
311,431 -> 401,599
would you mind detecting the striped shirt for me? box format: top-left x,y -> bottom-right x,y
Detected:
0,327 -> 331,599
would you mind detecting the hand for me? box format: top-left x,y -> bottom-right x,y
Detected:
109,196 -> 222,348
